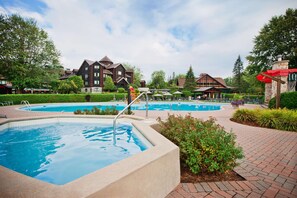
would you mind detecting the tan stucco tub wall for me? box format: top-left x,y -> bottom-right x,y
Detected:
0,116 -> 180,198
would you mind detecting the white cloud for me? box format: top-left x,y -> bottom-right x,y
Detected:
1,0 -> 296,81
0,6 -> 45,24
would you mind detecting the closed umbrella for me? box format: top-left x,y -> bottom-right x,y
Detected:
173,91 -> 182,95
163,92 -> 172,96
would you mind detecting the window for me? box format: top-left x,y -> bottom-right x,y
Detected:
85,67 -> 88,71
94,80 -> 100,85
94,65 -> 100,69
94,73 -> 99,77
85,74 -> 88,79
85,81 -> 88,85
118,71 -> 122,75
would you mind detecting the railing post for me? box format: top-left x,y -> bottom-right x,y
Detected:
113,91 -> 149,145
145,92 -> 148,119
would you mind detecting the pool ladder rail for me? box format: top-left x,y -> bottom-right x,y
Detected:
113,91 -> 149,144
21,100 -> 31,110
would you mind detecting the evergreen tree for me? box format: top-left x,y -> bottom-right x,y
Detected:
184,66 -> 196,92
233,55 -> 244,92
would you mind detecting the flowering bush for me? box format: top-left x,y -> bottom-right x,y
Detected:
157,114 -> 244,174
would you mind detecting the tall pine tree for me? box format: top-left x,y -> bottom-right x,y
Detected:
232,55 -> 244,92
184,66 -> 196,92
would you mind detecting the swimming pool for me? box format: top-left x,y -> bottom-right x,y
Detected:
21,102 -> 222,112
0,118 -> 151,185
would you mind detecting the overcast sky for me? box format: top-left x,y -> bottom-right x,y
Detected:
1,0 -> 296,81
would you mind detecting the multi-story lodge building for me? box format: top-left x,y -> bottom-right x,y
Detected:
75,56 -> 133,93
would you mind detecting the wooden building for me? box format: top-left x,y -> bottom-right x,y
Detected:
76,56 -> 134,93
177,73 -> 230,98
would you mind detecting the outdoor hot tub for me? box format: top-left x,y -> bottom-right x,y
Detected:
0,115 -> 180,198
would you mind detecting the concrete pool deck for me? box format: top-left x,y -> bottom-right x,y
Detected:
0,103 -> 297,197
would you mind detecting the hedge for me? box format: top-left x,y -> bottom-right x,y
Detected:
0,93 -> 127,104
269,91 -> 297,109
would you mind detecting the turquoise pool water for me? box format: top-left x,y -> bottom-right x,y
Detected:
0,121 -> 149,185
21,103 -> 222,112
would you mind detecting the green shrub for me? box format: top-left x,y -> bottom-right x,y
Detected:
222,93 -> 234,99
74,106 -> 118,115
232,108 -> 297,132
0,93 -> 126,104
232,109 -> 258,123
157,114 -> 243,174
117,88 -> 126,93
182,91 -> 192,97
257,110 -> 277,128
269,92 -> 297,109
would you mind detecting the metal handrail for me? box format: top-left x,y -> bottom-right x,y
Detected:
113,91 -> 148,144
21,100 -> 31,110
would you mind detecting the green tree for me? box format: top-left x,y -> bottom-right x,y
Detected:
184,66 -> 196,92
123,63 -> 142,88
149,70 -> 166,89
242,72 -> 264,94
103,76 -> 116,92
68,76 -> 83,93
246,8 -> 297,74
58,81 -> 72,94
224,77 -> 234,87
0,14 -> 61,92
233,55 -> 244,92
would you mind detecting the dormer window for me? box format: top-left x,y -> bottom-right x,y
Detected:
85,67 -> 88,71
94,65 -> 99,69
118,71 -> 122,75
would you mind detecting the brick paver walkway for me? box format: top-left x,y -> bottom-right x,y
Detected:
1,103 -> 297,197
164,105 -> 297,198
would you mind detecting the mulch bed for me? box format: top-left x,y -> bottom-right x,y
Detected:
151,124 -> 245,182
230,118 -> 260,127
181,166 -> 244,183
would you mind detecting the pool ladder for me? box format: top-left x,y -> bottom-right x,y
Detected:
113,92 -> 149,144
21,100 -> 31,110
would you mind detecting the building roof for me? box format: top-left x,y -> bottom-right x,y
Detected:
126,68 -> 134,72
99,56 -> 113,64
214,77 -> 227,87
116,77 -> 129,84
194,87 -> 213,92
59,74 -> 75,80
177,78 -> 186,88
177,74 -> 227,89
107,63 -> 121,69
85,59 -> 95,65
103,69 -> 113,75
